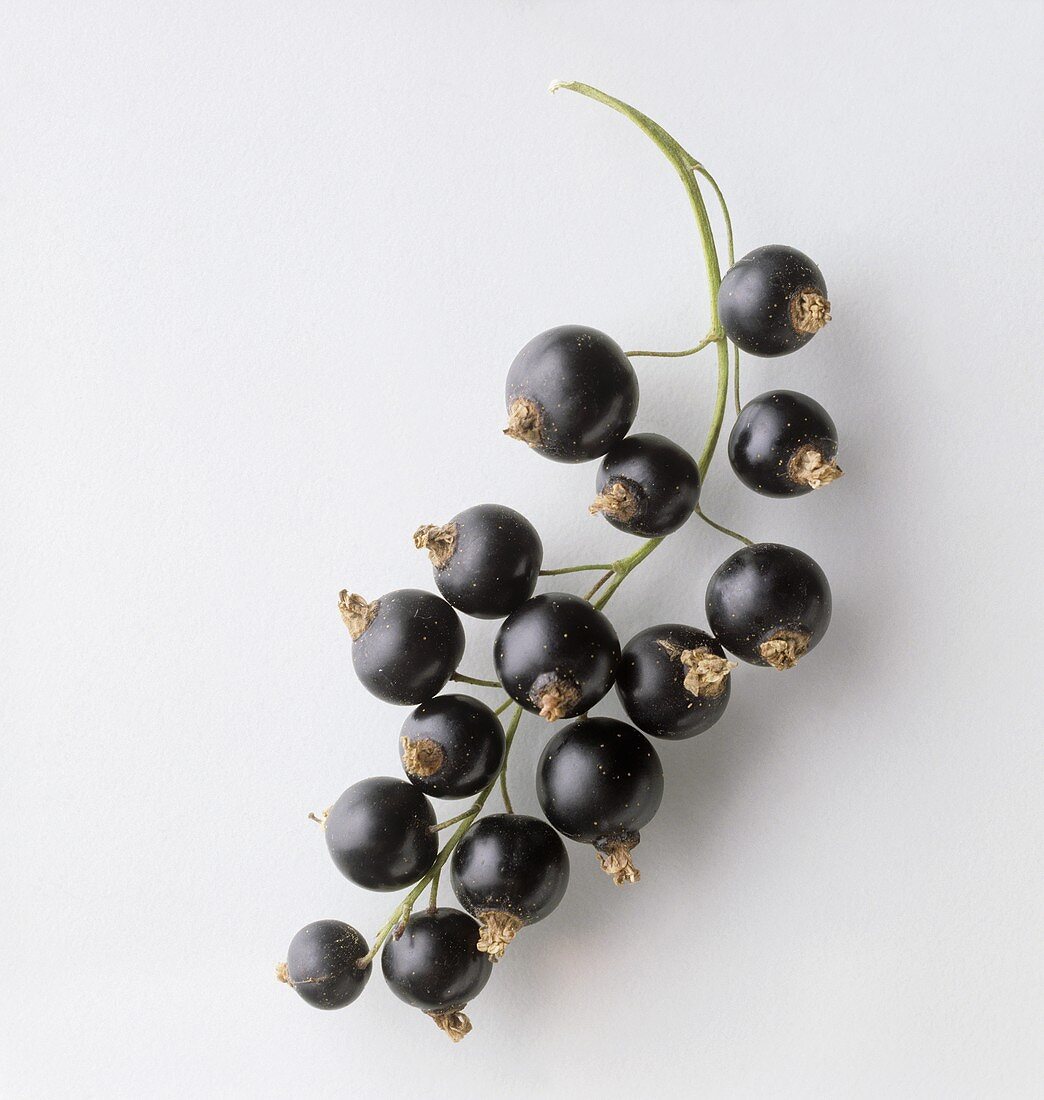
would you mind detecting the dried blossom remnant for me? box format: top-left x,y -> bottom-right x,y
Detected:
503,397 -> 543,447
476,910 -> 523,960
759,629 -> 811,670
275,961 -> 291,985
788,445 -> 843,489
400,736 -> 444,778
596,837 -> 641,885
530,676 -> 581,722
658,640 -> 736,698
589,480 -> 638,522
427,1008 -> 473,1042
790,290 -> 832,335
338,591 -> 377,640
413,523 -> 457,568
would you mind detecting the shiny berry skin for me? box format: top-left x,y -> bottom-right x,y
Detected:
323,777 -> 437,891
339,588 -> 465,705
280,920 -> 371,1010
536,717 -> 663,884
494,592 -> 620,721
503,325 -> 639,463
616,624 -> 734,740
414,504 -> 543,619
590,432 -> 701,537
705,543 -> 831,670
398,694 -> 506,799
719,245 -> 830,357
728,390 -> 842,497
450,814 -> 569,958
381,908 -> 492,1039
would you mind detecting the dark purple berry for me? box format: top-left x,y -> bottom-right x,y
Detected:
278,920 -> 370,1009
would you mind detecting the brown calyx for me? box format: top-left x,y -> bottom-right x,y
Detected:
530,675 -> 581,722
658,640 -> 736,699
788,445 -> 843,489
275,961 -> 291,985
759,629 -> 811,670
307,807 -> 330,827
413,523 -> 457,568
589,480 -> 638,522
595,836 -> 641,885
338,591 -> 377,641
400,736 -> 444,778
427,1007 -> 473,1042
476,910 -> 523,960
790,290 -> 832,335
503,397 -> 543,447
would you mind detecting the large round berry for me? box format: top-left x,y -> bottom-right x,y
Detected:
279,920 -> 371,1010
494,592 -> 620,721
728,390 -> 842,497
450,813 -> 569,960
536,717 -> 663,884
323,777 -> 437,891
616,624 -> 734,740
719,245 -> 830,357
399,694 -> 506,799
381,908 -> 492,1042
590,432 -> 701,537
705,543 -> 831,669
339,588 -> 465,705
503,325 -> 639,463
413,504 -> 543,619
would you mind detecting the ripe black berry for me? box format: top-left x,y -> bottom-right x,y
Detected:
504,325 -> 639,462
719,245 -> 830,357
450,813 -> 569,960
381,908 -> 493,1042
278,920 -> 371,1009
339,588 -> 465,705
399,694 -> 506,799
413,504 -> 543,619
705,543 -> 831,669
590,432 -> 701,537
323,777 -> 437,891
616,624 -> 735,739
536,717 -> 664,884
494,592 -> 620,721
729,390 -> 842,496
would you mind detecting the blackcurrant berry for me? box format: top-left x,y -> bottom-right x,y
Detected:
450,813 -> 569,960
590,432 -> 701,537
413,504 -> 543,619
381,908 -> 493,1042
339,588 -> 465,705
728,389 -> 842,496
503,325 -> 639,463
277,920 -> 371,1010
494,592 -> 620,721
616,624 -> 735,739
322,777 -> 437,891
399,694 -> 506,799
719,245 -> 830,357
705,543 -> 831,669
537,717 -> 663,884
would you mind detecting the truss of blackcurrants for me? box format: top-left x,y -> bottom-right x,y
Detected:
277,81 -> 843,1042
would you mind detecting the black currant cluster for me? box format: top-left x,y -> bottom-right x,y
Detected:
278,82 -> 843,1043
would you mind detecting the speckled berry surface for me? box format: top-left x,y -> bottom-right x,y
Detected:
284,920 -> 371,1010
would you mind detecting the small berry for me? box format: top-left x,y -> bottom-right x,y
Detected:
729,390 -> 842,496
590,432 -> 701,537
339,588 -> 465,705
536,717 -> 664,885
616,624 -> 735,739
413,504 -> 543,619
719,245 -> 830,357
705,543 -> 831,669
381,908 -> 493,1042
450,813 -> 570,960
504,325 -> 639,462
322,777 -> 437,891
399,694 -> 506,799
494,592 -> 620,721
277,920 -> 371,1009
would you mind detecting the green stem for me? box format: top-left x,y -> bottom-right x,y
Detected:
450,672 -> 500,688
539,563 -> 614,576
625,330 -> 719,359
493,697 -> 513,716
732,343 -> 741,415
427,864 -> 441,911
694,504 -> 753,546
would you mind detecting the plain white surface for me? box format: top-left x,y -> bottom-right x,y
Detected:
2,2 -> 1042,1096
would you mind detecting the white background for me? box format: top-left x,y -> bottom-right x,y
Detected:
3,2 -> 1041,1096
